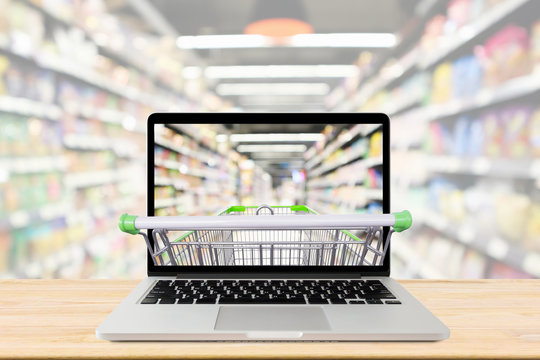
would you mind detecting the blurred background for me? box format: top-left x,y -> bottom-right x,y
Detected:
0,0 -> 539,279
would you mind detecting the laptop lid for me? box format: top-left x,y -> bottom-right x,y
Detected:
146,113 -> 390,278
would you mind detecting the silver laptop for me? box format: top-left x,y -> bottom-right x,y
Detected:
96,113 -> 449,341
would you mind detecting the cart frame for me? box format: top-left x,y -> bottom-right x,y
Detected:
119,205 -> 412,267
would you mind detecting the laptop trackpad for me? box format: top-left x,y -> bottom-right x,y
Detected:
214,306 -> 331,331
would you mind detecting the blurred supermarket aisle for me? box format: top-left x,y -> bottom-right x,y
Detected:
152,123 -> 383,216
0,0 -> 539,278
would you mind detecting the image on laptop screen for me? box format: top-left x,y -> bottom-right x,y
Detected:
152,123 -> 384,266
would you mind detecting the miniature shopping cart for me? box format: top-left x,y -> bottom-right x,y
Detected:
118,205 -> 412,267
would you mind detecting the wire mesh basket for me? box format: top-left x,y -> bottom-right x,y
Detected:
119,205 -> 412,267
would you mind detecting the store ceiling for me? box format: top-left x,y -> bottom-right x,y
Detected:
149,0 -> 416,65
111,0 -> 421,112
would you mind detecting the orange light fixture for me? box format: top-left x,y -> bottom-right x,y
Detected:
244,0 -> 313,37
245,18 -> 313,37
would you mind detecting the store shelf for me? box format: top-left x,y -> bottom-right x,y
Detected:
154,136 -> 212,164
337,0 -> 532,113
63,134 -> 140,159
391,238 -> 447,278
0,96 -> 62,120
305,123 -> 380,169
311,153 -> 382,179
0,156 -> 67,174
308,188 -> 381,209
427,155 -> 540,179
418,212 -> 540,278
1,201 -> 71,230
154,158 -> 221,180
0,41 -> 169,110
418,0 -> 530,70
65,197 -> 137,226
154,197 -> 184,209
307,177 -> 363,189
154,176 -> 189,190
63,168 -> 131,188
20,0 -> 180,95
351,48 -> 422,108
396,70 -> 540,123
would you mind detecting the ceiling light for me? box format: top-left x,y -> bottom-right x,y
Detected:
245,0 -> 312,37
216,134 -> 228,143
237,144 -> 307,152
230,133 -> 324,143
176,34 -> 268,49
216,83 -> 329,96
205,65 -> 359,79
290,33 -> 397,48
175,33 -> 397,49
250,153 -> 306,159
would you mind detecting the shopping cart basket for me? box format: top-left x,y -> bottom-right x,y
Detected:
118,205 -> 412,267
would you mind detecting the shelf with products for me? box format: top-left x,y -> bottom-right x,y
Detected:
325,0 -> 447,111
391,236 -> 447,279
0,41 -> 162,110
418,0 -> 531,70
153,124 -> 240,216
0,155 -> 68,175
338,0 -> 533,112
426,155 -> 540,180
305,123 -> 381,168
0,0 -> 200,278
154,158 -> 222,180
18,0 -> 183,96
1,193 -> 143,277
391,171 -> 540,278
417,212 -> 540,278
0,95 -> 62,120
394,69 -> 540,125
307,186 -> 382,210
63,167 -> 134,189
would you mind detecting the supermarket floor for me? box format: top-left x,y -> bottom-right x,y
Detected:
0,0 -> 539,279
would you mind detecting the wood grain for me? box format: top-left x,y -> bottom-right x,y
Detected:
0,279 -> 539,359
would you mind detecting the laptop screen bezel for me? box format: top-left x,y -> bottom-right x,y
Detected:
146,113 -> 390,277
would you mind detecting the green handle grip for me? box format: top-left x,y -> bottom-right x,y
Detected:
392,210 -> 412,232
119,213 -> 139,235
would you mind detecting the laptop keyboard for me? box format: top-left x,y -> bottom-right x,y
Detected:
141,280 -> 400,305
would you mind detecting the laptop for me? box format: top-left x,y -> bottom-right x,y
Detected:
96,113 -> 450,341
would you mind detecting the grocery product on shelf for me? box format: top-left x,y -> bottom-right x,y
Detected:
478,24 -> 532,86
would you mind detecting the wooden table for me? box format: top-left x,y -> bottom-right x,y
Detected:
0,279 -> 539,359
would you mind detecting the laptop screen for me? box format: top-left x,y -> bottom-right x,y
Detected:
148,115 -> 389,273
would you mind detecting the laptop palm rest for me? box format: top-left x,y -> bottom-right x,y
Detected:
214,306 -> 331,333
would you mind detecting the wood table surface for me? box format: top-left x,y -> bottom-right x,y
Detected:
0,279 -> 539,359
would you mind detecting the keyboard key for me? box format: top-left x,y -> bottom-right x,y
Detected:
330,299 -> 347,304
141,297 -> 158,304
366,299 -> 383,304
159,298 -> 175,304
196,298 -> 216,304
176,298 -> 194,304
349,300 -> 366,304
308,298 -> 328,304
385,300 -> 401,304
